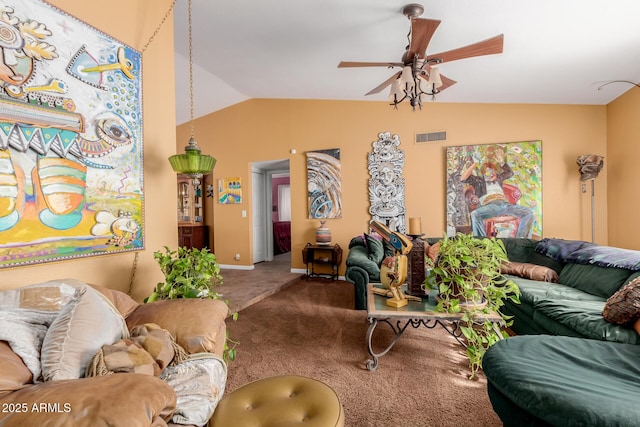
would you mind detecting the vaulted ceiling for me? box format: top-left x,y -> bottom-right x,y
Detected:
173,0 -> 640,124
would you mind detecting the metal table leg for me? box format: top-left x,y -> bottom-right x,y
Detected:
365,317 -> 412,371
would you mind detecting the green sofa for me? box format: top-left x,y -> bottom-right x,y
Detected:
344,234 -> 438,310
484,335 -> 640,427
499,237 -> 640,344
344,234 -> 393,310
483,237 -> 640,426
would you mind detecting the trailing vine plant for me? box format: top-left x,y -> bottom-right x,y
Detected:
147,246 -> 238,362
424,233 -> 520,378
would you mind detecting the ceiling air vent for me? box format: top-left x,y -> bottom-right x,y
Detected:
416,131 -> 446,143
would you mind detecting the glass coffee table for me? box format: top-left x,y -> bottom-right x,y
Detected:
365,283 -> 504,371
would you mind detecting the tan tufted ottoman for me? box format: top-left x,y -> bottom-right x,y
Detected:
209,375 -> 344,427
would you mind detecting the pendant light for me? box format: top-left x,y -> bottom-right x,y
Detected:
168,0 -> 216,178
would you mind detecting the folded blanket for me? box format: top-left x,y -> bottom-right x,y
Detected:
0,310 -> 57,380
534,238 -> 593,262
0,282 -> 78,381
535,238 -> 640,270
86,323 -> 188,377
568,245 -> 640,271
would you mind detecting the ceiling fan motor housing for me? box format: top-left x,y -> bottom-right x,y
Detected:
403,3 -> 424,19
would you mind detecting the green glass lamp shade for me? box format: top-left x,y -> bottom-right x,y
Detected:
169,138 -> 216,177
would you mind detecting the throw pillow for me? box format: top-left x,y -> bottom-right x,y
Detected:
364,234 -> 384,265
41,286 -> 128,381
89,284 -> 140,318
427,241 -> 441,262
602,277 -> 640,325
501,261 -> 559,283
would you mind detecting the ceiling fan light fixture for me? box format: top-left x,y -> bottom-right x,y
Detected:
400,66 -> 414,89
389,78 -> 403,102
427,67 -> 442,89
338,3 -> 504,112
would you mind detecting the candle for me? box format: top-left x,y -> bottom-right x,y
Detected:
409,217 -> 422,235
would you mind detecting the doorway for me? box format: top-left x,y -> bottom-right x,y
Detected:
251,160 -> 290,269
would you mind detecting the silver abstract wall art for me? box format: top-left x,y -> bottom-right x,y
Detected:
368,132 -> 406,233
306,148 -> 342,219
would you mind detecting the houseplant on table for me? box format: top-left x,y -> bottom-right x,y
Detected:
146,246 -> 238,361
424,233 -> 520,378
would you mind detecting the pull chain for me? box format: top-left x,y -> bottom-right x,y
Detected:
130,0 -> 175,296
141,0 -> 177,53
128,252 -> 140,295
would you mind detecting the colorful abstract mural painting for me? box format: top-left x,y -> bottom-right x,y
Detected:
0,0 -> 144,268
218,177 -> 242,204
446,141 -> 542,239
307,148 -> 342,219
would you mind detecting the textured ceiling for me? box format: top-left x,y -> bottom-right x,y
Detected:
173,0 -> 640,124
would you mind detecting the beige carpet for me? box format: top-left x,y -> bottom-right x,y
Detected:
225,280 -> 502,427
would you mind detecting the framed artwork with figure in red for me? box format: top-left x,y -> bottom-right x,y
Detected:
445,141 -> 542,239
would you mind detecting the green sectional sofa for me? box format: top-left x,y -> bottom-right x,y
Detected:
499,237 -> 640,344
483,237 -> 640,427
345,234 -> 438,310
484,335 -> 640,427
344,234 -> 393,310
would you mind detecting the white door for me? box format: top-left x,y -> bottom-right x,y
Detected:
252,170 -> 266,263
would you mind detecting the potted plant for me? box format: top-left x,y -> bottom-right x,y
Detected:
147,246 -> 224,301
146,246 -> 238,361
424,233 -> 520,378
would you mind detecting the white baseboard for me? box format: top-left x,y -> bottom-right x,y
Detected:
219,264 -> 255,270
220,266 -> 345,281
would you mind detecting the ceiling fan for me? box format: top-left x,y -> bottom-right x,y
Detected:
338,3 -> 504,110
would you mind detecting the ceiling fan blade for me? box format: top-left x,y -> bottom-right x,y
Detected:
426,34 -> 504,64
438,74 -> 457,91
365,72 -> 402,96
338,61 -> 403,68
406,18 -> 441,60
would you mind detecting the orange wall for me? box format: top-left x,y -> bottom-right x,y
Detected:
606,86 -> 640,249
177,99 -> 609,273
0,0 -> 179,301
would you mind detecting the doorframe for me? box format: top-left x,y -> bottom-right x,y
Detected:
250,160 -> 290,264
266,170 -> 291,261
251,167 -> 267,263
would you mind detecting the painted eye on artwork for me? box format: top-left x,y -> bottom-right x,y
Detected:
96,118 -> 131,146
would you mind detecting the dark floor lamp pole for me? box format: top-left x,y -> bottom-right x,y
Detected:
577,154 -> 604,245
590,179 -> 595,243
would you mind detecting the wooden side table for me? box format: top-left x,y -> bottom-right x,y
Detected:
302,243 -> 342,281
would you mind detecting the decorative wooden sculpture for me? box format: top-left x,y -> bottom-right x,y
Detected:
370,220 -> 413,307
368,132 -> 406,233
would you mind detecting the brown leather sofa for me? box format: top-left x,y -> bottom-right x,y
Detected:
0,281 -> 229,427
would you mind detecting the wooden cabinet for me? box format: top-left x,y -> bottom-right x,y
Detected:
177,175 -> 204,225
176,175 -> 210,250
178,224 -> 209,250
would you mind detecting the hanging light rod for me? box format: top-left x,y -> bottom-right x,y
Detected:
168,0 -> 216,179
